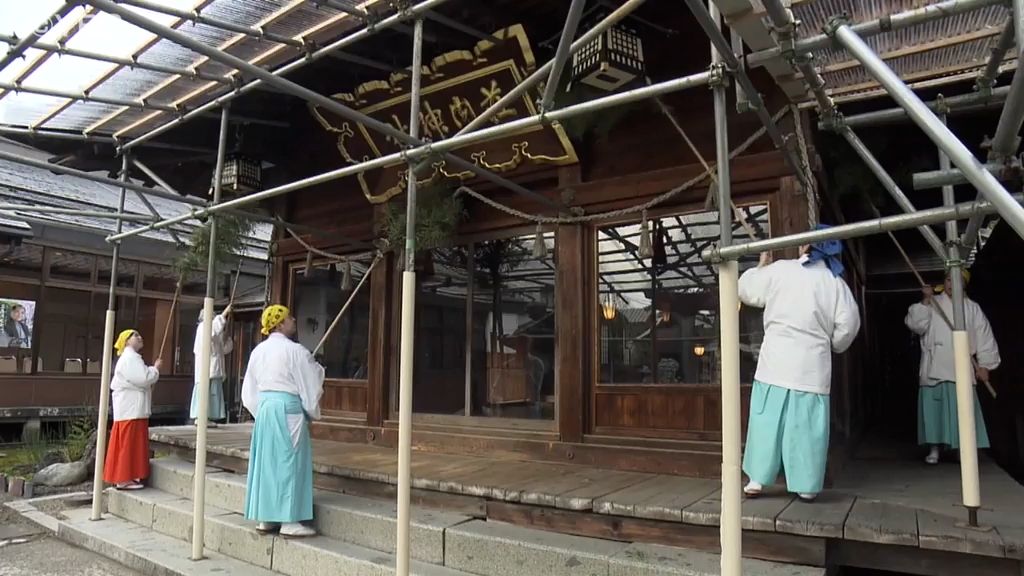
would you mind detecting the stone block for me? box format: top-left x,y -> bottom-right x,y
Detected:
314,491 -> 467,564
272,535 -> 391,576
207,513 -> 276,569
23,480 -> 33,499
445,520 -> 627,576
205,472 -> 247,513
608,543 -> 827,576
107,487 -> 181,528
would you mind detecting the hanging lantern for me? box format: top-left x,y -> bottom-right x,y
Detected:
220,153 -> 262,194
693,343 -> 706,357
570,14 -> 645,92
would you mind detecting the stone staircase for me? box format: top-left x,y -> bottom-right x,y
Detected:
64,457 -> 826,576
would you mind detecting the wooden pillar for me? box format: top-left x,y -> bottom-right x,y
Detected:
556,223 -> 584,443
366,251 -> 391,428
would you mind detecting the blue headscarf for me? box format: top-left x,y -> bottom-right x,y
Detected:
803,224 -> 844,277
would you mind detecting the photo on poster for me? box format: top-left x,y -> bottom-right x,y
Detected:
0,299 -> 35,349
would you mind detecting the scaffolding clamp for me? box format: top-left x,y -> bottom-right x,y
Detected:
708,62 -> 729,89
819,109 -> 845,133
935,94 -> 951,117
823,13 -> 850,39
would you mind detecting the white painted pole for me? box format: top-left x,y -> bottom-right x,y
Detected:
191,104 -> 230,560
90,310 -> 116,520
91,153 -> 131,521
709,2 -> 741,573
396,18 -> 424,576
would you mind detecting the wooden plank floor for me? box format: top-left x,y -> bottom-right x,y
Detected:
150,424 -> 1024,560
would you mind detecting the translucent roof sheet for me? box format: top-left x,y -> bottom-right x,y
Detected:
0,0 -> 371,136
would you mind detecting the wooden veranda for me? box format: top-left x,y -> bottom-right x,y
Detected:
151,424 -> 1024,576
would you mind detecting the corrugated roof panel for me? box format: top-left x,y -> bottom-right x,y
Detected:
790,0 -> 1012,96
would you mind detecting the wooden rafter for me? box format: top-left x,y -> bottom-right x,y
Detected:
821,27 -> 1004,74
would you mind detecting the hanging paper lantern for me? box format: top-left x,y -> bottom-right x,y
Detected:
571,14 -> 645,92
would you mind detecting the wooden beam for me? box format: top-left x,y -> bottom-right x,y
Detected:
822,27 -> 1004,74
827,56 -> 1016,97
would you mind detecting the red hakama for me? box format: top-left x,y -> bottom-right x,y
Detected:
103,419 -> 150,484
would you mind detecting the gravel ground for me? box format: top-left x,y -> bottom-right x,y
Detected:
0,494 -> 140,576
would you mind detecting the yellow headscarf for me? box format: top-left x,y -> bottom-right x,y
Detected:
113,329 -> 137,356
261,305 -> 289,336
935,268 -> 971,293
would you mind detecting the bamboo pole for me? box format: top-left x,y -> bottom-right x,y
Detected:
156,280 -> 182,362
313,255 -> 382,356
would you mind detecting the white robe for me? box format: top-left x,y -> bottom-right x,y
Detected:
193,312 -> 234,381
241,333 -> 325,447
738,255 -> 861,395
905,292 -> 1000,386
111,347 -> 160,421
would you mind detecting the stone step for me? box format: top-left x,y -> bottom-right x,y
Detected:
445,520 -> 827,576
104,487 -> 476,576
59,507 -> 278,576
146,457 -> 471,564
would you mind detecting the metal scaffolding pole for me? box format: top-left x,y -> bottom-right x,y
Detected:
748,0 -> 1004,68
0,126 -> 213,153
90,152 -> 130,521
681,0 -> 810,192
395,18 -> 423,576
839,127 -> 947,259
120,0 -> 456,152
540,0 -> 587,112
114,0 -> 308,49
831,22 -> 1024,241
87,0 -> 555,210
0,81 -> 179,113
912,159 -> 1021,190
709,3 -> 741,574
975,21 -> 1015,93
192,105 -> 230,561
0,205 -> 154,221
0,2 -> 77,71
105,68 -> 713,243
990,0 -> 1024,159
837,87 -> 1011,130
705,195 -> 1023,262
0,32 -> 233,85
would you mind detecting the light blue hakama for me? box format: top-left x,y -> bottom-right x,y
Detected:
189,377 -> 226,421
918,381 -> 990,450
742,380 -> 830,495
244,391 -> 313,523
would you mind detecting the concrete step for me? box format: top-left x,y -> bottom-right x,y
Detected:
147,457 -> 471,564
445,520 -> 827,576
104,487 -> 476,576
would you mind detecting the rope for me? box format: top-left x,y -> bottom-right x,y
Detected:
456,107 -> 791,225
791,104 -> 819,228
283,225 -> 374,262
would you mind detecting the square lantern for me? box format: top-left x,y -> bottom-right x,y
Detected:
219,153 -> 262,194
570,16 -> 644,91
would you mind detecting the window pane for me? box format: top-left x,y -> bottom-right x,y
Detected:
176,301 -> 202,376
469,235 -> 555,420
48,249 -> 94,284
0,243 -> 43,280
409,248 -> 469,416
98,257 -> 137,290
403,231 -> 556,420
39,287 -> 91,373
291,259 -> 371,380
596,205 -> 770,385
140,263 -> 180,293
